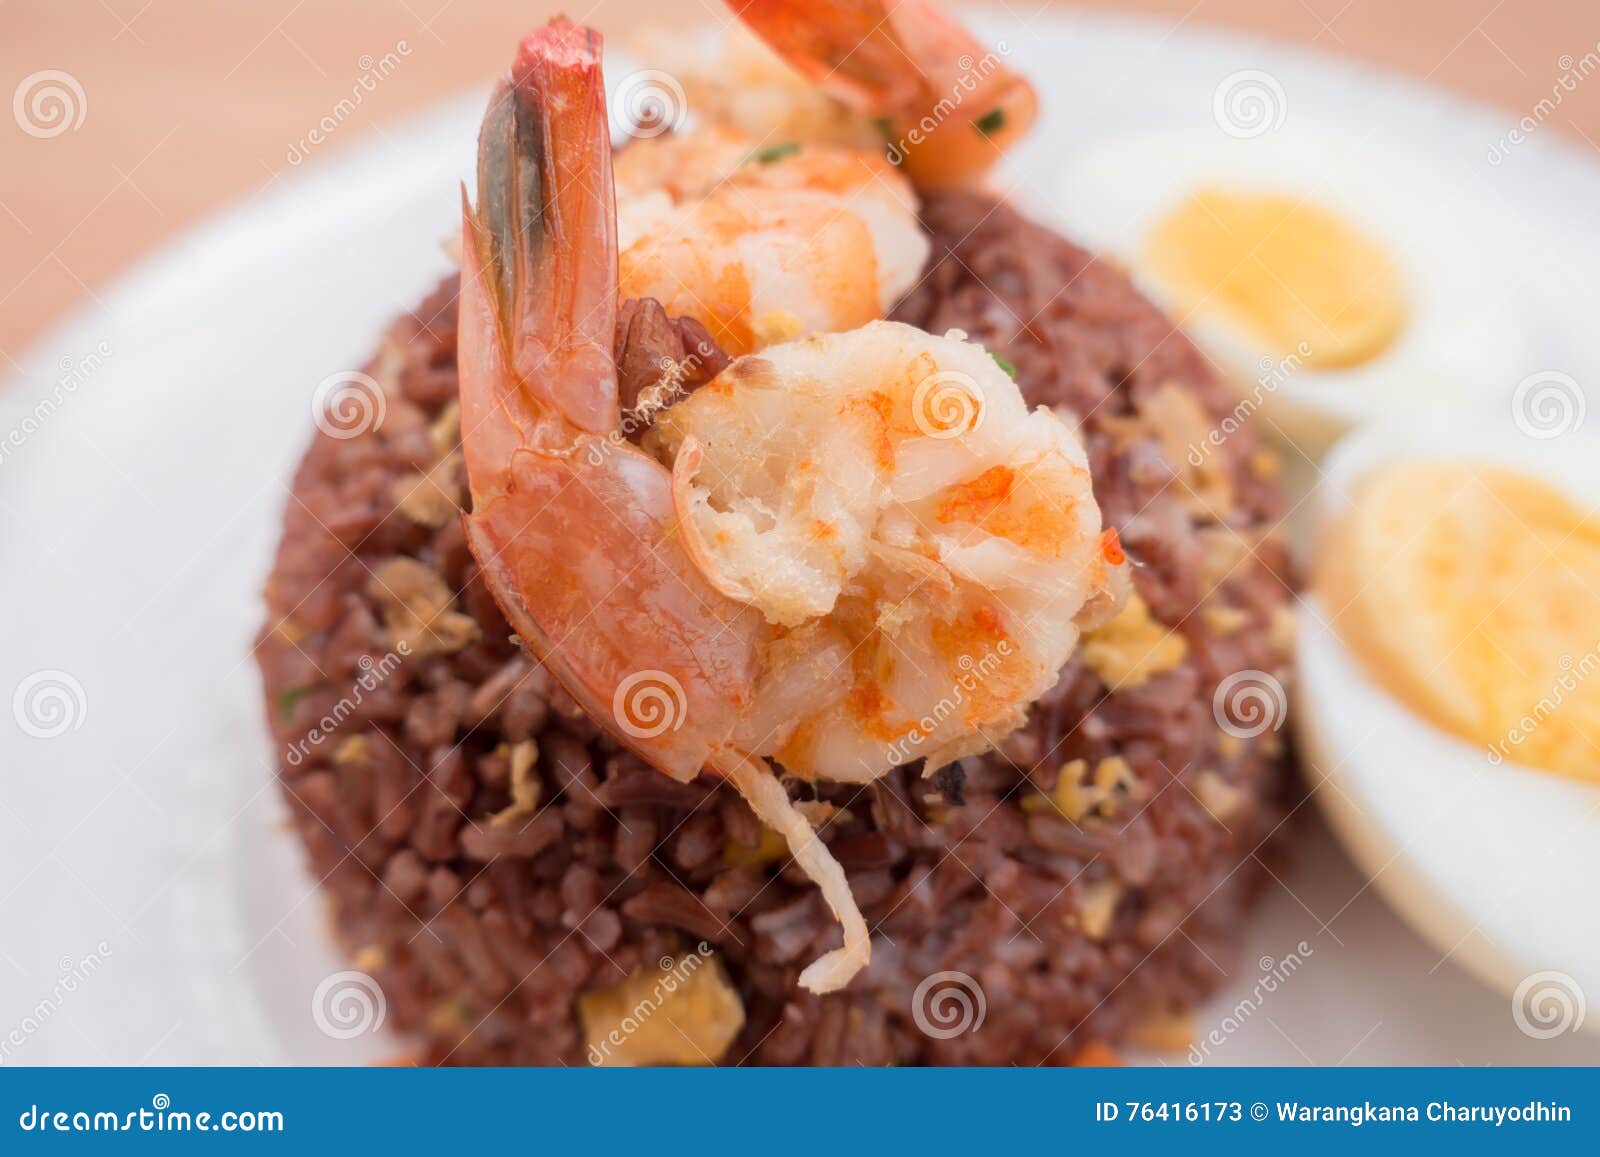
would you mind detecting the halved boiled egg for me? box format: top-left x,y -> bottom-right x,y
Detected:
1057,130 -> 1529,454
1298,420 -> 1599,1020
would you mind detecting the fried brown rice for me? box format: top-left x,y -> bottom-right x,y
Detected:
256,190 -> 1296,1066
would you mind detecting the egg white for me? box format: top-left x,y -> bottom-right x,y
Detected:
1297,420 -> 1600,1024
1056,130 -> 1529,455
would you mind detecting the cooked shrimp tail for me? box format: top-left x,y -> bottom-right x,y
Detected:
458,20 -> 761,784
460,19 -> 618,497
725,0 -> 1037,188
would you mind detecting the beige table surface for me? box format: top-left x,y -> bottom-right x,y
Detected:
2,0 -> 1597,365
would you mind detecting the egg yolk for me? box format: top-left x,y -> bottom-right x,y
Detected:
1148,188 -> 1407,370
1317,460 -> 1600,781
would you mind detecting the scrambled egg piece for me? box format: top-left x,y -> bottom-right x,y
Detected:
1024,755 -> 1136,823
1139,383 -> 1233,515
366,558 -> 480,657
1073,879 -> 1124,940
392,453 -> 463,528
1081,592 -> 1189,689
1194,769 -> 1247,823
579,952 -> 745,1066
723,827 -> 788,867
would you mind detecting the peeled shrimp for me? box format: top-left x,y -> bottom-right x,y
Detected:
649,322 -> 1126,780
636,22 -> 883,155
614,126 -> 928,355
712,0 -> 1038,189
609,0 -> 1035,356
459,21 -> 1125,994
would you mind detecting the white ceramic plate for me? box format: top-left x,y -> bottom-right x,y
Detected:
2,11 -> 1597,1065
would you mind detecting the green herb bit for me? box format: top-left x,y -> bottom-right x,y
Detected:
278,683 -> 324,722
751,142 -> 800,164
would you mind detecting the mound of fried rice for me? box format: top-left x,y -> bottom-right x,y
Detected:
257,191 -> 1296,1065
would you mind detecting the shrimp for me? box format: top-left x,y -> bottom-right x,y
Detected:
460,21 -> 1126,994
722,0 -> 1038,189
649,323 -> 1129,782
613,126 -> 928,355
638,22 -> 883,155
610,0 -> 1030,352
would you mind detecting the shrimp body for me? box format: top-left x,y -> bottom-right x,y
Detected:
460,21 -> 1122,995
615,127 -> 928,354
715,0 -> 1039,189
652,322 -> 1125,782
640,22 -> 883,155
